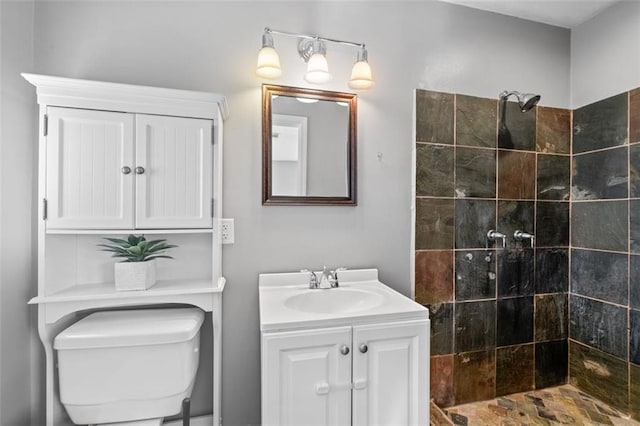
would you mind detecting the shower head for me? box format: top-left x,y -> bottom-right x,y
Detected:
499,90 -> 541,112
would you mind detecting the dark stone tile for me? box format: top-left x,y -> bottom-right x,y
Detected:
631,309 -> 640,365
497,201 -> 534,245
631,199 -> 640,253
535,202 -> 569,247
535,248 -> 569,293
498,249 -> 534,297
455,147 -> 496,198
535,294 -> 567,342
415,250 -> 453,305
631,363 -> 640,420
497,150 -> 536,200
498,100 -> 536,151
453,349 -> 496,405
569,340 -> 628,413
496,344 -> 534,396
431,355 -> 454,407
455,300 -> 496,352
569,295 -> 627,359
455,250 -> 496,301
455,199 -> 496,249
416,90 -> 454,144
571,249 -> 628,305
571,201 -> 628,252
497,296 -> 534,346
572,147 -> 628,200
415,198 -> 454,250
536,155 -> 570,201
536,340 -> 567,388
630,144 -> 640,198
573,92 -> 628,154
536,106 -> 571,154
630,88 -> 640,144
631,255 -> 640,309
456,94 -> 497,148
416,144 -> 454,197
428,303 -> 454,355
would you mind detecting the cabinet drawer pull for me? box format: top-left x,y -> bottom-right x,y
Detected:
135,166 -> 145,174
359,343 -> 368,353
340,345 -> 350,355
315,383 -> 330,395
121,166 -> 131,175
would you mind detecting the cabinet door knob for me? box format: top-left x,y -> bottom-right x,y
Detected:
340,345 -> 350,356
134,166 -> 145,175
359,344 -> 368,353
121,166 -> 131,175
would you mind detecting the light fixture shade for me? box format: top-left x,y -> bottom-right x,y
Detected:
304,53 -> 331,84
348,60 -> 373,90
256,46 -> 282,79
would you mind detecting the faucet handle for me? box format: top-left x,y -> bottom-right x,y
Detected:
487,229 -> 506,249
301,269 -> 319,288
514,230 -> 535,248
329,267 -> 347,288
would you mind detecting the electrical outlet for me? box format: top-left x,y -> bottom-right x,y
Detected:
221,218 -> 235,244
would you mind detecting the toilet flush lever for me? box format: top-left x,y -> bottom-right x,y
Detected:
487,230 -> 506,249
514,230 -> 535,248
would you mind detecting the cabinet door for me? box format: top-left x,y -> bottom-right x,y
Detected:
46,107 -> 135,229
262,327 -> 352,426
352,319 -> 429,426
135,114 -> 213,228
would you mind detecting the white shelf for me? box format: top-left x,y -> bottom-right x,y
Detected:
46,228 -> 214,235
29,278 -> 223,305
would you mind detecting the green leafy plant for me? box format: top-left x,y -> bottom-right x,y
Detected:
98,235 -> 177,262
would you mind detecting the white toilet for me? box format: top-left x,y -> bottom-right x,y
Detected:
54,307 -> 205,425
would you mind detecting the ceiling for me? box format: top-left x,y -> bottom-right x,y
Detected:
438,0 -> 622,28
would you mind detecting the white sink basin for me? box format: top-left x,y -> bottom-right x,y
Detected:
259,269 -> 429,332
284,288 -> 385,314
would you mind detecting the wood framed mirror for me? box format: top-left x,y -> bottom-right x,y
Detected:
262,84 -> 357,205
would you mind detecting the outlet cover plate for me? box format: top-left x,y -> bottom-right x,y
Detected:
221,218 -> 234,244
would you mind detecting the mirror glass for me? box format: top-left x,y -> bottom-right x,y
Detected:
262,84 -> 357,205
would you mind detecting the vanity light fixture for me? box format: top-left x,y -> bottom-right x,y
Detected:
256,27 -> 374,90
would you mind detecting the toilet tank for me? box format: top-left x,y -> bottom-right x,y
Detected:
54,307 -> 204,425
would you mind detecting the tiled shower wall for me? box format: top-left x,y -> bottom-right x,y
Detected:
568,88 -> 640,417
414,90 -> 571,407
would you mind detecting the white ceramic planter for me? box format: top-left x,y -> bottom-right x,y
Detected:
114,261 -> 156,291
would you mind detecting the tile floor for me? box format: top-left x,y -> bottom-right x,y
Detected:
430,385 -> 639,425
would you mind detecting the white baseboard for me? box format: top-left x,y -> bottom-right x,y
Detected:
164,414 -> 214,426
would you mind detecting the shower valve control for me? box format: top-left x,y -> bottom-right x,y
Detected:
487,230 -> 507,249
514,230 -> 535,248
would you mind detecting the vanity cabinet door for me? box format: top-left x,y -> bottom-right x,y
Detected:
352,319 -> 429,426
262,327 -> 352,426
45,107 -> 135,229
135,114 -> 213,229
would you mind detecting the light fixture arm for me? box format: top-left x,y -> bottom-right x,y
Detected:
264,27 -> 365,50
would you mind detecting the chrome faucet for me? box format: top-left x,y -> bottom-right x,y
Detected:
514,230 -> 535,248
487,230 -> 507,249
302,266 -> 346,289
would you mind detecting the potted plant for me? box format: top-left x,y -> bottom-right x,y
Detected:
98,235 -> 177,291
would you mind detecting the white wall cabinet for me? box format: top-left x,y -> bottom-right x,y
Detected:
262,319 -> 428,426
24,73 -> 227,426
46,107 -> 213,230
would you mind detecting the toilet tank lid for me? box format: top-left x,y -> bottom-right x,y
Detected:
54,308 -> 205,350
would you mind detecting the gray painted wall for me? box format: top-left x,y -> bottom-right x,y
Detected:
571,0 -> 640,108
7,1 -> 571,424
0,1 -> 37,425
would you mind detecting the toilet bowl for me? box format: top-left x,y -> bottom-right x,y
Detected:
54,307 -> 204,425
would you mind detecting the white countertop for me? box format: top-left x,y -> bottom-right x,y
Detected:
259,269 -> 429,332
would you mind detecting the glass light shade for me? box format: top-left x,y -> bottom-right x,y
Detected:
304,53 -> 331,84
348,60 -> 373,90
256,46 -> 282,79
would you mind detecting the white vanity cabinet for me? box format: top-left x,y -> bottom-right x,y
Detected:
24,73 -> 227,426
46,107 -> 213,230
262,319 -> 428,426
